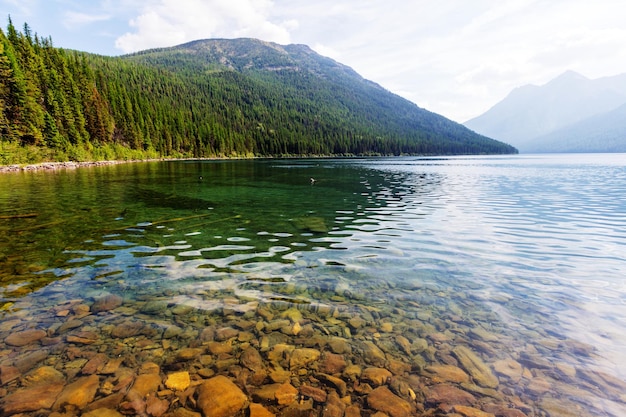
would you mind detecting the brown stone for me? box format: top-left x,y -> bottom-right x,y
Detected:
362,341 -> 386,366
425,384 -> 475,407
84,392 -> 126,413
67,331 -> 99,344
251,383 -> 282,402
83,408 -> 125,417
320,352 -> 347,374
146,395 -> 170,417
452,346 -> 498,389
274,382 -> 299,405
348,316 -> 366,329
207,341 -> 232,355
82,353 -> 108,375
13,349 -> 49,373
395,335 -> 412,355
120,398 -> 146,415
2,383 -> 63,414
111,320 -> 143,338
316,373 -> 348,397
250,403 -> 276,417
345,404 -> 362,417
177,347 -> 205,360
453,405 -> 496,417
53,374 -> 100,411
171,408 -> 203,417
367,386 -> 412,417
361,367 -> 392,386
483,405 -> 528,417
91,294 -> 123,312
0,365 -> 21,385
289,348 -> 321,370
58,319 -> 84,334
100,357 -> 124,375
24,365 -> 65,386
165,371 -> 190,391
324,391 -> 347,417
299,385 -> 328,402
5,329 -> 47,346
140,361 -> 161,374
387,359 -> 411,375
241,347 -> 265,372
128,373 -> 162,399
216,327 -> 239,341
328,337 -> 352,354
493,359 -> 523,383
425,364 -> 470,383
196,375 -> 249,417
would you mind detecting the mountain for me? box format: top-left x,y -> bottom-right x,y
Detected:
464,71 -> 626,153
523,102 -> 626,153
0,21 -> 516,165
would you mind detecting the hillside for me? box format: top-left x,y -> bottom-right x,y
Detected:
523,102 -> 626,153
464,71 -> 626,153
0,21 -> 517,165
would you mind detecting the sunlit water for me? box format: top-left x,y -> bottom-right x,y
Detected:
1,155 -> 625,415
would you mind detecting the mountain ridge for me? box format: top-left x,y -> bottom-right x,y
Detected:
464,70 -> 626,153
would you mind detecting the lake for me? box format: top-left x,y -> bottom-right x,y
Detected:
1,154 -> 625,416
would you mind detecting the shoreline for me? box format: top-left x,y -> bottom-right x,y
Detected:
0,159 -> 150,173
0,155 -> 343,173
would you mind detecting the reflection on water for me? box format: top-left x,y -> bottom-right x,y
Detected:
1,156 -> 625,416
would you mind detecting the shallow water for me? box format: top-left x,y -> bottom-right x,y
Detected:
1,155 -> 625,416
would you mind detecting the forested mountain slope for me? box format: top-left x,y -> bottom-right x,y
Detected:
0,21 -> 516,164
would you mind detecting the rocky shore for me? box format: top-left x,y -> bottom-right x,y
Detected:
0,160 -> 146,173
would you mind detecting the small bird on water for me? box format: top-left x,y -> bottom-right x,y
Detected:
310,177 -> 316,184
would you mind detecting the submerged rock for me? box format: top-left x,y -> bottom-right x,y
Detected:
53,374 -> 100,412
289,348 -> 321,370
5,329 -> 46,346
249,403 -> 276,417
196,375 -> 249,417
367,386 -> 412,417
452,346 -> 499,389
165,371 -> 191,391
274,382 -> 299,405
426,384 -> 476,407
425,364 -> 470,384
91,294 -> 123,313
1,383 -> 64,415
453,405 -> 496,417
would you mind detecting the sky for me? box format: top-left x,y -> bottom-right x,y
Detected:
1,0 -> 625,123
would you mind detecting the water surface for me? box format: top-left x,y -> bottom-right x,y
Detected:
1,155 -> 625,416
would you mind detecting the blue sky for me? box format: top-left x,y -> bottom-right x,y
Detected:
1,0 -> 625,122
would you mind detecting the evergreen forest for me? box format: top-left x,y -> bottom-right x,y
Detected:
0,20 -> 517,165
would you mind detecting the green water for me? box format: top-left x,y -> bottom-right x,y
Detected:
0,160 -> 369,297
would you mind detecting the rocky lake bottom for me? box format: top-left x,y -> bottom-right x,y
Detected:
1,264 -> 625,417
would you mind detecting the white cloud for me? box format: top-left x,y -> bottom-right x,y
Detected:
63,11 -> 111,28
115,0 -> 293,53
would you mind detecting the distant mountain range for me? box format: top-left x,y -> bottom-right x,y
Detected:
464,70 -> 626,153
